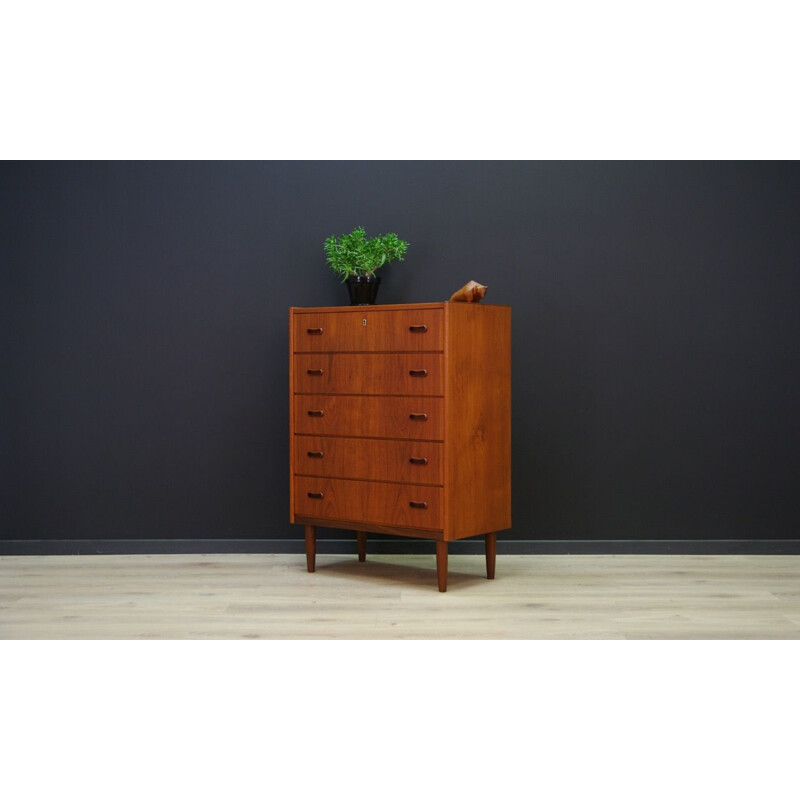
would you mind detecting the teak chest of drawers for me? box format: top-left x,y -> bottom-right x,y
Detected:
289,302 -> 511,591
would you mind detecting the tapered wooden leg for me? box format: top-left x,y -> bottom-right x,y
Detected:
356,531 -> 367,562
305,525 -> 316,573
485,532 -> 496,580
436,540 -> 448,592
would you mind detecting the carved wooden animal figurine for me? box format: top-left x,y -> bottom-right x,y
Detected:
449,280 -> 488,303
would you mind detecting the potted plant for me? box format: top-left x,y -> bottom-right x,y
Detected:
324,226 -> 410,305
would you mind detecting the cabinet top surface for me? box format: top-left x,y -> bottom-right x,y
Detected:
290,302 -> 509,313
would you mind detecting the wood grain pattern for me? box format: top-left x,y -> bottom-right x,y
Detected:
293,436 -> 443,485
293,353 -> 443,395
289,309 -> 296,523
357,532 -> 367,562
293,395 -> 444,440
293,516 -> 444,540
293,308 -> 444,352
290,302 -> 511,591
3,554 -> 800,639
436,541 -> 448,592
304,525 -> 315,572
485,532 -> 496,579
291,303 -> 446,314
445,302 -> 511,541
294,476 -> 443,530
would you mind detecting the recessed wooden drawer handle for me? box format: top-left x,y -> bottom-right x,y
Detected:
307,492 -> 324,499
408,324 -> 428,333
409,413 -> 428,421
409,369 -> 428,377
306,369 -> 324,376
306,328 -> 323,335
409,501 -> 428,509
307,451 -> 324,458
307,410 -> 324,417
409,457 -> 428,465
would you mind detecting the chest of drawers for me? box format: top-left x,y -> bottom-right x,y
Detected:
289,302 -> 511,591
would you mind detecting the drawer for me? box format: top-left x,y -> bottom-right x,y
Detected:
294,395 -> 443,440
294,353 -> 443,396
293,309 -> 443,352
295,476 -> 443,530
294,435 -> 443,485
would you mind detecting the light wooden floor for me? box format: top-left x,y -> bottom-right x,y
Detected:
1,552 -> 799,639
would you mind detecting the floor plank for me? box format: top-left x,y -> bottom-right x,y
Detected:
1,553 -> 799,639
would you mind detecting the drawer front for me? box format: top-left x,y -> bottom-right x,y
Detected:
294,353 -> 443,396
293,309 -> 443,352
295,476 -> 443,530
294,395 -> 443,440
294,435 -> 443,485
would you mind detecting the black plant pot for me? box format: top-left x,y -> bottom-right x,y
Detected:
346,275 -> 381,305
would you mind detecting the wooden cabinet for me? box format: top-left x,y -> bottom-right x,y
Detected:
289,302 -> 511,591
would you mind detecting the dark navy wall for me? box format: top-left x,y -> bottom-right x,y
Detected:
2,161 -> 799,547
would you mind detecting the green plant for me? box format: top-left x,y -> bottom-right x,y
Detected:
324,226 -> 409,281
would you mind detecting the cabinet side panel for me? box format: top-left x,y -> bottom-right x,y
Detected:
442,303 -> 451,538
445,304 -> 511,540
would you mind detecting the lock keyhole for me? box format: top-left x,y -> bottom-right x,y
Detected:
362,318 -> 367,326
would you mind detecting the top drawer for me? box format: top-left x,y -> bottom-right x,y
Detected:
293,309 -> 443,352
